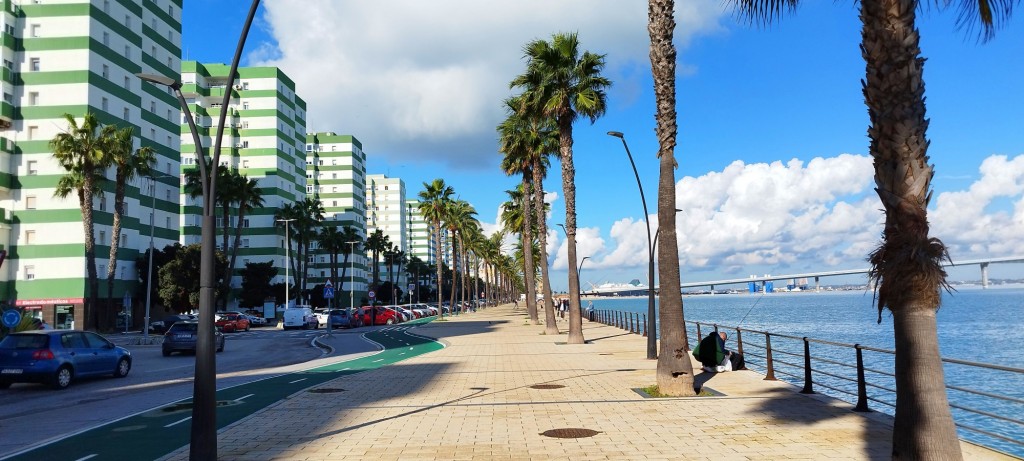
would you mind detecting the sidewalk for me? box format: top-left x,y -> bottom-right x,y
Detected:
160,304 -> 1010,460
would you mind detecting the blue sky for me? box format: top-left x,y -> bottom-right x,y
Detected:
184,1 -> 1024,291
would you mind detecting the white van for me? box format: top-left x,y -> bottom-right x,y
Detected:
282,307 -> 318,330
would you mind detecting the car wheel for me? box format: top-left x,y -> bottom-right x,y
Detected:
245,325 -> 250,332
217,341 -> 224,353
386,318 -> 395,325
162,349 -> 171,357
51,366 -> 73,390
113,358 -> 131,378
0,381 -> 11,389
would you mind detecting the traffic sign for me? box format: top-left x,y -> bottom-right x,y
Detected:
368,290 -> 376,299
2,309 -> 21,328
324,285 -> 335,299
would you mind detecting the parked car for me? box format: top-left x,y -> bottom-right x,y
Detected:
215,314 -> 251,333
162,321 -> 225,356
148,314 -> 196,334
325,309 -> 359,329
313,308 -> 329,327
245,314 -> 267,326
0,330 -> 132,390
283,307 -> 318,330
357,306 -> 401,326
391,305 -> 414,321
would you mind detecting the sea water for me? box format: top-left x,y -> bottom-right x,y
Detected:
588,285 -> 1024,456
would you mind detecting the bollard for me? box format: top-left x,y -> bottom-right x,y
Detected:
800,337 -> 815,394
735,328 -> 744,357
764,334 -> 777,381
633,313 -> 639,334
854,345 -> 869,412
696,323 -> 703,341
642,314 -> 648,337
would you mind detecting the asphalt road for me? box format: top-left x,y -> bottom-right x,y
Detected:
0,327 -> 327,457
0,320 -> 441,460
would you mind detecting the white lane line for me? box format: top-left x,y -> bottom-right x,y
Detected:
342,367 -> 351,371
74,455 -> 98,461
165,416 -> 192,428
372,359 -> 383,362
399,352 -> 406,356
289,378 -> 307,384
236,393 -> 255,401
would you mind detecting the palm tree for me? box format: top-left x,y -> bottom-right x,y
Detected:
103,125 -> 156,321
293,197 -> 325,302
445,200 -> 477,313
418,179 -> 454,315
511,33 -> 610,342
51,113 -> 108,331
274,203 -> 300,305
365,229 -> 390,295
338,226 -> 362,308
224,174 -> 264,308
317,225 -> 346,308
648,0 -> 694,397
730,1 -> 1018,457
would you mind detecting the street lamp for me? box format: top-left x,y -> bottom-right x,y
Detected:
578,256 -> 590,297
277,218 -> 296,311
138,4 -> 259,458
607,131 -> 656,360
346,241 -> 359,318
143,172 -> 174,343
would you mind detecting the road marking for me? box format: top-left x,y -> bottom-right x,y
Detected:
289,378 -> 307,383
236,393 -> 255,401
74,455 -> 98,461
342,367 -> 351,371
165,417 -> 192,428
372,359 -> 383,363
399,352 -> 406,356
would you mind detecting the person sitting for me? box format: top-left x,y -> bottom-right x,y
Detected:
692,331 -> 744,372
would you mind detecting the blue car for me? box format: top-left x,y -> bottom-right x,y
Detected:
0,330 -> 132,390
326,309 -> 360,329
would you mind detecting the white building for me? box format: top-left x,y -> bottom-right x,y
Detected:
1,0 -> 182,327
365,174 -> 408,297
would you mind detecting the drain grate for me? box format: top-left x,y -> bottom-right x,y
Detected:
540,428 -> 601,439
308,388 -> 346,394
529,384 -> 565,390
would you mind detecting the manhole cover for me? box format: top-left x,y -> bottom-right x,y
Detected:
540,428 -> 601,438
308,388 -> 346,394
529,384 -> 565,390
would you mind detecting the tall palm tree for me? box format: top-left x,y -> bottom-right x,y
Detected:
445,200 -> 477,313
418,179 -> 454,315
648,0 -> 694,397
338,226 -> 362,308
51,113 -> 108,331
224,174 -> 264,308
317,224 -> 346,308
103,125 -> 156,320
293,197 -> 325,302
731,1 -> 1018,457
511,32 -> 611,343
365,229 -> 390,295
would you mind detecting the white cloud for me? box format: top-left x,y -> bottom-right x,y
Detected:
931,154 -> 1024,257
255,0 -> 725,169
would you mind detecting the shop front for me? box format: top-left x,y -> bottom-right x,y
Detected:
14,298 -> 83,330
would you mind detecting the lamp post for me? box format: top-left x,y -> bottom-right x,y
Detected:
578,256 -> 590,297
137,4 -> 259,458
346,240 -> 359,318
143,172 -> 173,342
607,131 -> 656,360
277,218 -> 296,311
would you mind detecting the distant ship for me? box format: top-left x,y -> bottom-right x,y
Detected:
583,279 -> 650,297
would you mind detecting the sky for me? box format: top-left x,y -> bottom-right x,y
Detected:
184,1 -> 1024,291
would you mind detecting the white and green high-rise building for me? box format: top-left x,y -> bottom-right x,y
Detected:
364,174 -> 409,296
178,61 -> 306,309
1,0 -> 182,327
306,132 -> 367,307
405,198 -> 435,298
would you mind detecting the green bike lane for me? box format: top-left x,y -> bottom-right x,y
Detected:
1,319 -> 443,461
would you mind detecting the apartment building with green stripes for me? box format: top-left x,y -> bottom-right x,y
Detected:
178,61 -> 308,309
365,174 -> 409,295
405,198 -> 436,295
0,0 -> 183,327
305,132 -> 367,307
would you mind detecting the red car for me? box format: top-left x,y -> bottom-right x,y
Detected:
215,314 -> 251,333
357,306 -> 401,326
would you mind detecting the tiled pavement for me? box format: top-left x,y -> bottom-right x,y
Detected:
159,304 -> 1011,460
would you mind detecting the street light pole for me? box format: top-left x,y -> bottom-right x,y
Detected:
277,219 -> 295,311
143,172 -> 172,342
578,256 -> 590,298
346,241 -> 359,318
607,131 -> 657,360
137,4 -> 259,458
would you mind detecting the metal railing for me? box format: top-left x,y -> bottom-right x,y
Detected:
586,308 -> 1024,456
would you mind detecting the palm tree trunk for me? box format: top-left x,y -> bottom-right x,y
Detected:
448,230 -> 459,313
861,0 -> 961,458
532,166 -> 558,334
81,187 -> 100,331
224,209 -> 248,310
434,221 -> 444,316
107,182 -> 126,328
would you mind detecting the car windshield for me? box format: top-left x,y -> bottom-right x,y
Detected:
169,323 -> 199,333
0,334 -> 48,349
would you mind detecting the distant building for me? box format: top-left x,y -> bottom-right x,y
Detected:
365,174 -> 408,293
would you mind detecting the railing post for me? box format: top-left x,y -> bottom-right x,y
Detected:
696,323 -> 702,341
763,333 -> 776,381
735,328 -> 744,357
800,337 -> 814,394
642,314 -> 648,337
854,344 -> 869,412
634,313 -> 639,334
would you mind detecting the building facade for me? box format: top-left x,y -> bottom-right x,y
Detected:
364,174 -> 408,297
1,0 -> 183,327
404,198 -> 435,297
178,61 -> 306,309
305,132 -> 367,307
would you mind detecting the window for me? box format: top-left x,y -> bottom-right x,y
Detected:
150,128 -> 155,139
25,196 -> 37,209
25,230 -> 35,245
30,24 -> 39,37
241,239 -> 249,248
101,64 -> 109,78
121,234 -> 127,246
150,101 -> 156,113
124,76 -> 130,89
27,160 -> 38,175
27,126 -> 38,140
123,108 -> 129,119
124,45 -> 130,59
243,218 -> 249,228
242,102 -> 249,110
30,58 -> 40,71
24,266 -> 35,280
99,197 -> 106,212
102,31 -> 109,46
27,92 -> 38,105
99,230 -> 106,244
98,264 -> 105,275
166,216 -> 171,228
101,97 -> 108,111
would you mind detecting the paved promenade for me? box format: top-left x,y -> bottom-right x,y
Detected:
160,304 -> 1010,460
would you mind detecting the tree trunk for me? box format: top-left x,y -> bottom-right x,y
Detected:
649,0 -> 694,396
449,229 -> 459,314
224,208 -> 248,310
81,187 -> 99,331
558,117 -> 584,344
434,221 -> 444,316
533,166 -> 558,335
860,0 -> 961,458
107,180 -> 126,327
